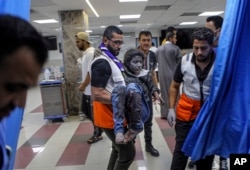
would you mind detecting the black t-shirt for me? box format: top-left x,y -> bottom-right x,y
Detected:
91,59 -> 111,88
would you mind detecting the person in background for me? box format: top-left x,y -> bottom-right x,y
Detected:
0,15 -> 48,169
206,15 -> 227,170
112,49 -> 163,144
90,25 -> 135,170
205,15 -> 223,48
76,32 -> 103,144
149,42 -> 157,53
161,27 -> 177,45
168,27 -> 216,170
156,32 -> 182,119
137,30 -> 159,157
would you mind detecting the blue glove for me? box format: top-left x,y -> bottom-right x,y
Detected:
167,108 -> 176,127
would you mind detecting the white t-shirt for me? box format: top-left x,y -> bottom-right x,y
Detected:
81,47 -> 95,95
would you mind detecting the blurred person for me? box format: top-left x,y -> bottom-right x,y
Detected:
75,32 -> 103,144
0,15 -> 48,169
206,15 -> 223,48
168,27 -> 216,170
156,32 -> 182,119
206,15 -> 227,170
149,42 -> 157,53
137,30 -> 159,157
90,25 -> 135,170
161,26 -> 177,45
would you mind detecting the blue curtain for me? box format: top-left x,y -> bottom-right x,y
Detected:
0,1 -> 30,169
182,0 -> 250,161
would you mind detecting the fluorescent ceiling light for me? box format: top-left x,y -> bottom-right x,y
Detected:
33,19 -> 58,24
120,15 -> 140,19
119,0 -> 148,2
179,21 -> 198,25
199,11 -> 224,16
86,0 -> 99,17
86,30 -> 93,33
55,28 -> 61,31
117,25 -> 123,27
100,25 -> 106,28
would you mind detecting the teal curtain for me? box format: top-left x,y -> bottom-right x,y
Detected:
182,0 -> 250,160
0,1 -> 31,169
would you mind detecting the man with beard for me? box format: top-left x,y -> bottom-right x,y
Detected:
167,27 -> 215,170
90,25 -> 135,170
75,32 -> 103,144
0,15 -> 48,169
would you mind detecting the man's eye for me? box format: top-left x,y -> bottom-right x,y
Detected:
5,84 -> 28,92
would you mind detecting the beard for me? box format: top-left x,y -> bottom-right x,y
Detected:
107,44 -> 120,56
196,49 -> 212,62
197,55 -> 209,62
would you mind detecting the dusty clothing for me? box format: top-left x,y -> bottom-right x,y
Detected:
112,68 -> 159,135
112,83 -> 149,135
156,42 -> 182,118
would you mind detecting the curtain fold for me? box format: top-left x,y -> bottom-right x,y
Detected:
182,0 -> 250,161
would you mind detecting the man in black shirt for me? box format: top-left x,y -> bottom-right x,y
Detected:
168,27 -> 215,170
91,26 -> 135,170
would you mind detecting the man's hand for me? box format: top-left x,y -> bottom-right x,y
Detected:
78,84 -> 85,91
167,108 -> 176,127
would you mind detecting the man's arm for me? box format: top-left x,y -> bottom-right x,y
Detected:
91,86 -> 112,104
91,59 -> 112,104
169,80 -> 181,108
78,72 -> 90,91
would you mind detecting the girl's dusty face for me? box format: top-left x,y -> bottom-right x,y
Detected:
128,55 -> 143,75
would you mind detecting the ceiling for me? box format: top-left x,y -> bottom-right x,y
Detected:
30,0 -> 226,37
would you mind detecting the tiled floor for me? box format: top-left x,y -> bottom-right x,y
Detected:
14,86 -> 221,170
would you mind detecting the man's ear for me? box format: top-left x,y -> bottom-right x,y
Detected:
103,37 -> 109,45
217,28 -> 222,36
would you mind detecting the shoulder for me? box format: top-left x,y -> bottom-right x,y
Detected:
149,50 -> 156,57
92,58 -> 110,68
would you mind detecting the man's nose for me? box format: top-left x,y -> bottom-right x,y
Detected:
197,48 -> 203,55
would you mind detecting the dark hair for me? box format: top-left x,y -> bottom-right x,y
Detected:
192,27 -> 214,45
166,32 -> 175,40
0,15 -> 48,66
206,16 -> 223,29
138,31 -> 152,39
123,49 -> 144,68
166,26 -> 176,33
103,25 -> 123,40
